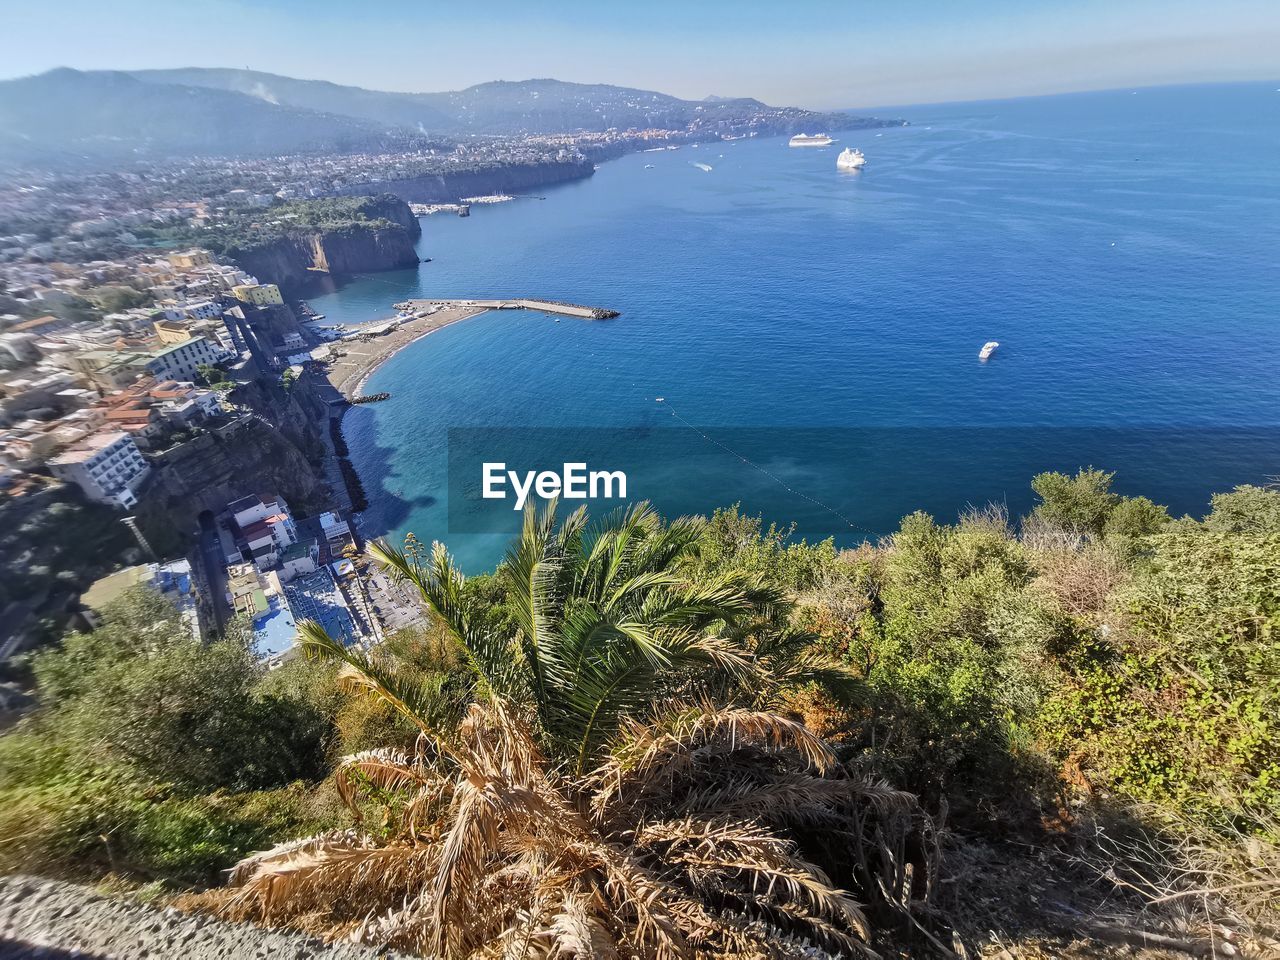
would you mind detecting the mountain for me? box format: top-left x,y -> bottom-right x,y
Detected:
0,68 -> 425,165
126,67 -> 458,134
0,68 -> 883,168
129,69 -> 858,137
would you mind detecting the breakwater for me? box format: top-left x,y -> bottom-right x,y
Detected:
394,298 -> 620,320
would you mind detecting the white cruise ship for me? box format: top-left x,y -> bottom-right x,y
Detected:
789,133 -> 833,147
836,147 -> 866,169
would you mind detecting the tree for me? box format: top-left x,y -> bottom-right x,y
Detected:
196,363 -> 227,386
1029,467 -> 1119,536
89,285 -> 151,314
31,586 -> 332,792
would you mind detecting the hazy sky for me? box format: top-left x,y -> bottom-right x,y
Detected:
3,0 -> 1278,107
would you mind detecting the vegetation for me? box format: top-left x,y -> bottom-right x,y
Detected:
128,195 -> 414,260
0,486 -> 138,642
205,504 -> 931,957
0,590 -> 340,884
2,472 -> 1277,956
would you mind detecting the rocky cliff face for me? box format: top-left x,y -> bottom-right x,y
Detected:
135,414 -> 328,544
229,195 -> 421,291
333,158 -> 595,203
228,371 -> 328,461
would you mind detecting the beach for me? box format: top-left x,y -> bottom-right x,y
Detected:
322,304 -> 488,397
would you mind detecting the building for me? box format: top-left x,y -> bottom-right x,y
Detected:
226,562 -> 298,661
48,429 -> 150,508
319,511 -> 355,556
167,249 -> 213,270
279,538 -> 319,582
7,315 -> 71,336
162,299 -> 224,322
145,336 -> 221,383
228,494 -> 298,570
231,283 -> 284,307
94,376 -> 222,442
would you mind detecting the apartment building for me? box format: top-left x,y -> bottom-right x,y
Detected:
48,429 -> 150,508
145,336 -> 221,382
231,283 -> 284,306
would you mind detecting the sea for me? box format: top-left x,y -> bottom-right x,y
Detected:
307,83 -> 1280,572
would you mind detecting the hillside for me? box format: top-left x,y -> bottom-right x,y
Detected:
0,68 -> 885,168
0,69 -> 425,165
131,69 -> 869,136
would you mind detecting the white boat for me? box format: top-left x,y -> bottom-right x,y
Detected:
836,147 -> 866,170
979,341 -> 1000,360
789,133 -> 833,147
691,162 -> 713,172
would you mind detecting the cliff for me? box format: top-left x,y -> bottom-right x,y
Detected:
227,195 -> 421,291
333,158 -> 595,203
227,370 -> 329,461
134,414 -> 329,546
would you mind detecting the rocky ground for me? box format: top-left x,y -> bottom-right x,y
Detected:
0,876 -> 405,959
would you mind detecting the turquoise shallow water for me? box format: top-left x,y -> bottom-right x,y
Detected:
310,83 -> 1280,570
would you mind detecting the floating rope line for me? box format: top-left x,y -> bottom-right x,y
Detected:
655,399 -> 877,538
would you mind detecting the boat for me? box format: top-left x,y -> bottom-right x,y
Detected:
836,147 -> 866,170
644,163 -> 655,169
789,133 -> 833,147
979,341 -> 1000,360
691,162 -> 713,172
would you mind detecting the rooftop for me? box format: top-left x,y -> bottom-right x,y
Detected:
50,430 -> 129,465
151,337 -> 205,358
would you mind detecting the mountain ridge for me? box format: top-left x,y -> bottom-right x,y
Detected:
0,67 -> 884,167
127,68 -> 860,136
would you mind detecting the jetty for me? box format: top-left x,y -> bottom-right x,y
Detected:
394,298 -> 620,321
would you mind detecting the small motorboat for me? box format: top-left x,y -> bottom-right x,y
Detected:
979,341 -> 1000,360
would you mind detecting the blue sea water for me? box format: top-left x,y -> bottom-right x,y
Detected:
310,83 -> 1280,571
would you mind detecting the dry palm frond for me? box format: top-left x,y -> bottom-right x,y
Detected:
638,816 -> 871,942
224,840 -> 439,931
592,702 -> 837,814
333,747 -> 437,818
224,828 -> 370,887
209,696 -> 926,959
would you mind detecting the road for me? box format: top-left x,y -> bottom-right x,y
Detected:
197,514 -> 229,634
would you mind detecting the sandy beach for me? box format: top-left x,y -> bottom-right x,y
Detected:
322,305 -> 488,397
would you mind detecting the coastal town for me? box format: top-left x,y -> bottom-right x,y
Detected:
0,228 -> 444,667
0,86 -> 848,669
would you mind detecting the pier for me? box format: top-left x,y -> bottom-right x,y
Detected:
395,298 -> 620,320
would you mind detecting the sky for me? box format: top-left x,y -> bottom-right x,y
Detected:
2,0 -> 1278,108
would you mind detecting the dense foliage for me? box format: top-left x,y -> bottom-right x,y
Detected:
127,195 -> 414,258
1,472 -> 1276,954
0,590 -> 339,883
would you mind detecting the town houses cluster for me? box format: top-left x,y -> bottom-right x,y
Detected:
0,231 -> 399,663
0,245 -> 287,506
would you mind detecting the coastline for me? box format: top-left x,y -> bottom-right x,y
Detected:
322,305 -> 489,398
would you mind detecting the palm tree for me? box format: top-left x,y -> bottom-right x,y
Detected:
210,501 -> 937,958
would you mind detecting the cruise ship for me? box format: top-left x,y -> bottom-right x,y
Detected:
836,147 -> 866,169
789,133 -> 833,147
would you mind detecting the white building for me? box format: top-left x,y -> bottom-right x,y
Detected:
279,539 -> 319,582
145,336 -> 221,383
228,494 -> 299,571
162,299 -> 224,323
48,430 -> 150,508
319,511 -> 354,553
